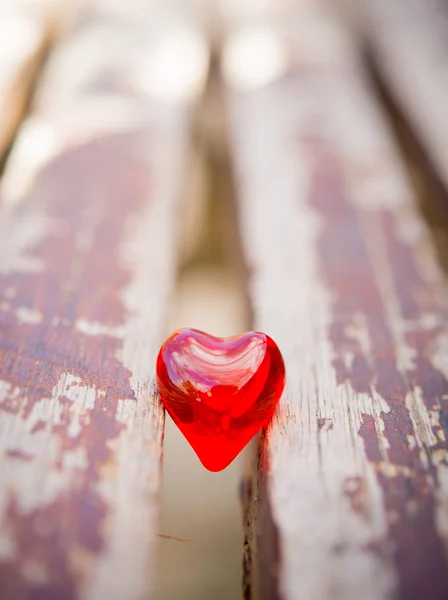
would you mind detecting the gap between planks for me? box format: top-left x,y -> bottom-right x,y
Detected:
358,0 -> 448,218
0,0 -> 72,174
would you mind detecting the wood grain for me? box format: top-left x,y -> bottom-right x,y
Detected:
359,0 -> 448,200
0,0 -> 64,166
225,5 -> 448,599
0,1 -> 207,598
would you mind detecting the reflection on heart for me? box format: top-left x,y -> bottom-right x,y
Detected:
156,328 -> 286,471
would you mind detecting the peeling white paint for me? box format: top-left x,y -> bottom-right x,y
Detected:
406,387 -> 438,448
75,318 -> 124,339
16,306 -> 43,324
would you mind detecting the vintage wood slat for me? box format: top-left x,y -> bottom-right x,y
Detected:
0,1 -> 207,598
0,0 -> 64,165
358,0 -> 448,198
224,5 -> 448,599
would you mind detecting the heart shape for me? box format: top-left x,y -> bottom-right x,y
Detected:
156,329 -> 286,471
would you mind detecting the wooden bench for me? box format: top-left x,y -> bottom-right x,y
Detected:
223,2 -> 448,599
1,0 -> 448,599
0,1 -> 206,598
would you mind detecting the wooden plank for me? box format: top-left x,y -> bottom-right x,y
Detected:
358,0 -> 448,198
0,0 -> 65,166
0,1 -> 207,599
224,5 -> 448,599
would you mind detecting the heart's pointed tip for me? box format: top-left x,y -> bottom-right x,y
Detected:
201,463 -> 230,473
198,456 -> 237,472
192,438 -> 244,473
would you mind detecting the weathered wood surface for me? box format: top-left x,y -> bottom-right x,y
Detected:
225,5 -> 448,600
359,0 -> 448,198
0,0 -> 63,165
0,1 -> 207,598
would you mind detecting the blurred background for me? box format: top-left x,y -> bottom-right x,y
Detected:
3,0 -> 448,599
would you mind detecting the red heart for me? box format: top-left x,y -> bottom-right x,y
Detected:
156,329 -> 286,471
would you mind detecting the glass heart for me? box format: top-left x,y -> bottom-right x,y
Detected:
156,328 -> 286,471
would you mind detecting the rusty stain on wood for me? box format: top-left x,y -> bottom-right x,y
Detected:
317,417 -> 333,431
